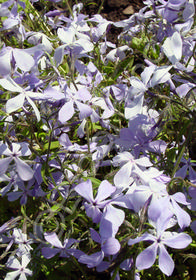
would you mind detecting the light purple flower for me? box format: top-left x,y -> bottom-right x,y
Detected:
42,232 -> 82,259
175,157 -> 196,184
128,200 -> 192,276
5,254 -> 32,280
12,228 -> 33,255
75,179 -> 116,223
0,77 -> 43,121
7,179 -> 34,205
0,142 -> 34,181
78,228 -> 120,269
113,152 -> 153,188
0,171 -> 21,196
130,179 -> 168,212
0,46 -> 34,76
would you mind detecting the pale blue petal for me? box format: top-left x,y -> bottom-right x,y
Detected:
102,237 -> 120,255
0,77 -> 22,92
162,32 -> 182,64
170,199 -> 191,228
5,271 -> 20,280
95,180 -> 116,203
44,232 -> 62,248
125,93 -> 144,119
0,157 -> 12,176
14,157 -> 34,181
76,101 -> 92,119
158,244 -> 174,276
6,94 -> 25,114
150,66 -> 172,87
78,251 -> 104,268
114,162 -> 133,187
75,179 -> 93,203
128,233 -> 155,246
100,205 -> 125,239
163,232 -> 192,249
58,101 -> 74,123
26,95 -> 40,122
42,247 -> 61,259
90,228 -> 101,243
13,49 -> 35,71
136,242 -> 158,270
0,49 -> 11,76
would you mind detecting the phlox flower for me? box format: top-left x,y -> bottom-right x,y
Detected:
0,46 -> 34,76
175,157 -> 196,184
7,179 -> 34,205
0,77 -> 43,121
75,179 -> 116,223
0,142 -> 34,181
42,232 -> 82,259
115,112 -> 167,157
125,65 -> 172,119
54,5 -> 93,65
113,151 -> 153,188
12,228 -> 33,255
129,179 -> 168,212
78,228 -> 120,270
128,199 -> 192,276
89,14 -> 113,41
0,171 -> 21,196
44,83 -> 93,124
5,254 -> 32,280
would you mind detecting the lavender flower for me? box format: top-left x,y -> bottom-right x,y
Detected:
42,232 -> 82,259
128,199 -> 192,276
0,77 -> 43,121
5,254 -> 32,280
75,179 -> 116,223
0,142 -> 34,181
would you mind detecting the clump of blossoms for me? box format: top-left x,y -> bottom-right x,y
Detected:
0,0 -> 195,279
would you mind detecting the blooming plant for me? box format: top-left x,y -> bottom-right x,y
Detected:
0,0 -> 196,279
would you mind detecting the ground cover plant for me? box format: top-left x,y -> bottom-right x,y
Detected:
0,0 -> 196,279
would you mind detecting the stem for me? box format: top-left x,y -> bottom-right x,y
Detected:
171,125 -> 193,178
27,0 -> 53,37
97,0 -> 105,14
64,0 -> 74,18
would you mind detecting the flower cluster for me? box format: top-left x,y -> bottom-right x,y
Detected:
0,0 -> 195,279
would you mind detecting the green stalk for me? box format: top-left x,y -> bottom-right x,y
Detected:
64,0 -> 74,18
97,0 -> 105,14
171,124 -> 193,178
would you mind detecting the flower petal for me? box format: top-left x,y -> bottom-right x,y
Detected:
78,251 -> 104,268
0,157 -> 12,176
102,237 -> 120,255
95,180 -> 116,203
158,244 -> 174,276
14,157 -> 34,181
75,179 -> 94,203
163,232 -> 192,249
6,94 -> 25,114
136,242 -> 158,270
42,247 -> 61,259
44,232 -> 63,248
99,204 -> 125,239
13,49 -> 35,72
58,101 -> 74,123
